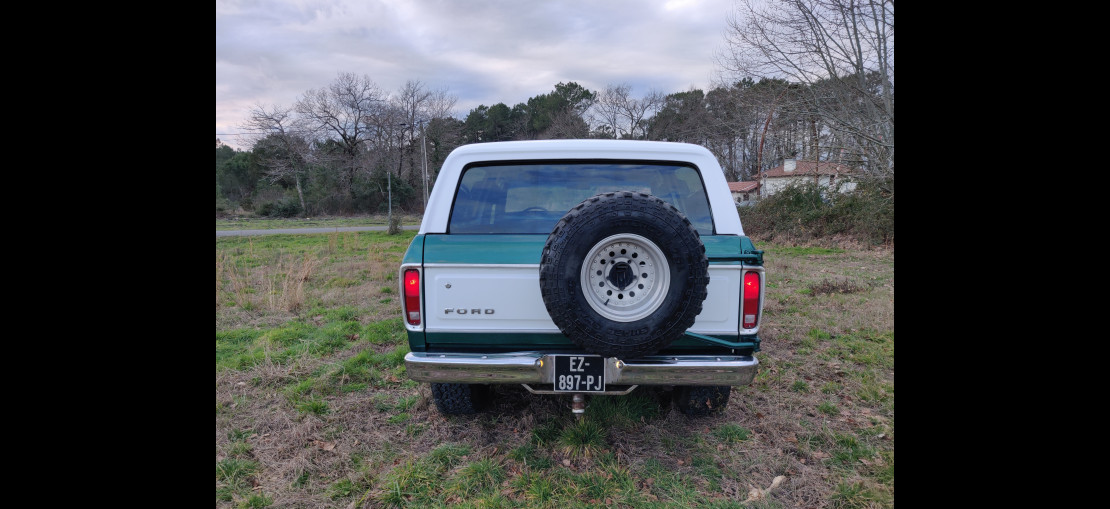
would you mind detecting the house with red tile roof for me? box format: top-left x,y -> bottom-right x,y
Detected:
758,159 -> 857,198
727,181 -> 760,206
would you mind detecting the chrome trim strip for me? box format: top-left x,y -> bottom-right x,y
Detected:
423,263 -> 540,269
422,327 -> 744,334
421,263 -> 747,270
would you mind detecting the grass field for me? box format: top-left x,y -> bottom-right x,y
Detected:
216,213 -> 424,231
216,222 -> 894,508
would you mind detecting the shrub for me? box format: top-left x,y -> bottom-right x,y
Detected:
258,197 -> 303,218
742,180 -> 893,246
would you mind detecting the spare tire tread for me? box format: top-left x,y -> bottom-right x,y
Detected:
539,191 -> 709,358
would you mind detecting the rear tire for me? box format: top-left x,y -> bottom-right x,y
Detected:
673,385 -> 731,416
431,383 -> 490,415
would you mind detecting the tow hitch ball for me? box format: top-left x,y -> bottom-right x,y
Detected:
572,393 -> 586,417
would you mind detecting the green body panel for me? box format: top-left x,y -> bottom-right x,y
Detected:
402,234 -> 425,264
422,234 -> 546,264
420,233 -> 758,264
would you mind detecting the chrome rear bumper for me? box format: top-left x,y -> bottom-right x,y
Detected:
404,352 -> 758,387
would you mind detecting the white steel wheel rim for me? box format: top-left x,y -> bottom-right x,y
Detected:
580,233 -> 670,322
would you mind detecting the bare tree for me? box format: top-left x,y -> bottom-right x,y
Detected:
295,72 -> 387,196
590,84 -> 628,138
718,0 -> 893,188
424,85 -> 458,122
243,103 -> 311,213
591,84 -> 664,140
543,109 -> 591,139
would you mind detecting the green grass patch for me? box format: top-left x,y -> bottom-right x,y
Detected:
447,458 -> 506,498
767,246 -> 845,256
296,398 -> 329,416
531,420 -> 561,446
830,329 -> 894,369
216,319 -> 355,371
807,328 -> 833,340
818,401 -> 838,415
427,443 -> 471,470
363,318 -> 407,344
521,473 -> 556,505
228,441 -> 253,457
829,479 -> 893,508
375,443 -> 471,506
375,459 -> 440,507
583,392 -> 662,428
638,458 -> 701,506
791,380 -> 810,393
216,457 -> 258,485
395,395 -> 419,411
237,493 -> 273,508
340,382 -> 367,393
713,424 -> 751,443
216,457 -> 260,502
325,276 -> 359,288
328,478 -> 359,500
227,428 -> 255,441
829,432 -> 875,469
509,444 -> 553,469
559,418 -> 608,458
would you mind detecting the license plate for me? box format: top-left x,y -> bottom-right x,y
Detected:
553,355 -> 606,392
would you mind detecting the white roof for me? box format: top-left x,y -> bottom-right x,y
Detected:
420,140 -> 744,235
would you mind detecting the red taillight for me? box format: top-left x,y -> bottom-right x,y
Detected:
403,269 -> 421,326
742,271 -> 761,329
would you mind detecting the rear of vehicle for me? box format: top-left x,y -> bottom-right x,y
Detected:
401,140 -> 764,416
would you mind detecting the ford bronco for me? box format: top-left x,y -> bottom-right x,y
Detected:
400,140 -> 764,416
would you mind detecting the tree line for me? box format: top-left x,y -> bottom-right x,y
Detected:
216,0 -> 892,217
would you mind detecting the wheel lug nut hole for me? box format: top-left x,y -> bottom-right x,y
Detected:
641,273 -> 648,278
618,294 -> 624,299
629,291 -> 635,297
632,253 -> 638,258
596,270 -> 602,276
609,251 -> 615,257
599,282 -> 604,287
606,290 -> 612,296
638,284 -> 644,289
620,249 -> 626,254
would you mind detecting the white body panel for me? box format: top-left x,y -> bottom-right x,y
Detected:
423,264 -> 741,335
420,140 -> 744,236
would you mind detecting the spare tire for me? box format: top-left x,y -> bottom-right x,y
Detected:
539,191 -> 709,358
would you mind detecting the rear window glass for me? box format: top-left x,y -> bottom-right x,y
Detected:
449,162 -> 713,234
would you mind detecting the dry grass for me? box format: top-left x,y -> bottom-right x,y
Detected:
216,234 -> 894,508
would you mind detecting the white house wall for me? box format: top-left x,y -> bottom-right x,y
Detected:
762,176 -> 857,197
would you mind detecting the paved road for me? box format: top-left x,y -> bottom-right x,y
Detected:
216,225 -> 419,237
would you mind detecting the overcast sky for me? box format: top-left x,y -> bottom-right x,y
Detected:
216,0 -> 740,151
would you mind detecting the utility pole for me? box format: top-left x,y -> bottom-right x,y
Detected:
420,119 -> 429,212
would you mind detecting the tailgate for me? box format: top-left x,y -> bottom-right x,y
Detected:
419,234 -> 744,338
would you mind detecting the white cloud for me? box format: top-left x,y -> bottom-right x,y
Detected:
216,0 -> 737,150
